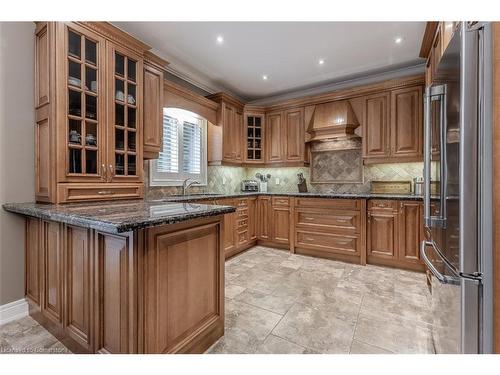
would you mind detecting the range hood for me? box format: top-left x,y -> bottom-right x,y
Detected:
306,100 -> 361,150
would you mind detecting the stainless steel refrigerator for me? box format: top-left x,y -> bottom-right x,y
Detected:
421,22 -> 493,354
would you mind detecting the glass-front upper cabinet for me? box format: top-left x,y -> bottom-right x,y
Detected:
245,114 -> 264,163
108,45 -> 142,181
65,25 -> 105,180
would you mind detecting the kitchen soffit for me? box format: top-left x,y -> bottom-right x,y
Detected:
113,22 -> 426,102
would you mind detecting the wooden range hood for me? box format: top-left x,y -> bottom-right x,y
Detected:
306,100 -> 361,150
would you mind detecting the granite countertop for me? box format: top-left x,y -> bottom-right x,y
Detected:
2,200 -> 236,234
154,191 -> 424,202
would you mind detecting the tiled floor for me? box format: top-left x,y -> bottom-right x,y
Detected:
207,246 -> 434,354
0,246 -> 434,354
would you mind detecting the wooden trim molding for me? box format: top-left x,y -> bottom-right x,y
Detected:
206,92 -> 245,109
80,22 -> 151,53
260,74 -> 425,112
164,80 -> 219,124
419,22 -> 439,58
144,51 -> 169,70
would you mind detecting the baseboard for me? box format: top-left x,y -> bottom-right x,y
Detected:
0,298 -> 29,325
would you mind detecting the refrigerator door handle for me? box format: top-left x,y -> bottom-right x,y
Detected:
423,85 -> 447,228
420,240 -> 460,285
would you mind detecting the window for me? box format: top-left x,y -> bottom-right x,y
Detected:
150,108 -> 207,186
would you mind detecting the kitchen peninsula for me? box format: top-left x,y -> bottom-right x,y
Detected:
2,200 -> 235,353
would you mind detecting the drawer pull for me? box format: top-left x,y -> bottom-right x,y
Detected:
337,219 -> 348,223
98,190 -> 116,195
305,217 -> 315,221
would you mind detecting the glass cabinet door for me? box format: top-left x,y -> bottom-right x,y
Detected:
109,45 -> 142,181
66,26 -> 104,180
245,114 -> 264,162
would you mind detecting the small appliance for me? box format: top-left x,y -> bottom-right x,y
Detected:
241,180 -> 259,192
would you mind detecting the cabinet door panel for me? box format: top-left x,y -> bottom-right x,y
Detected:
272,207 -> 290,245
248,197 -> 257,241
94,232 -> 134,354
398,202 -> 422,263
65,226 -> 93,350
144,223 -> 222,353
367,212 -> 397,260
257,197 -> 271,240
223,104 -> 234,160
42,221 -> 63,324
391,87 -> 422,158
266,112 -> 284,163
234,110 -> 243,161
26,218 -> 42,304
364,93 -> 390,158
107,43 -> 143,183
284,108 -> 304,162
61,23 -> 107,182
143,62 -> 163,159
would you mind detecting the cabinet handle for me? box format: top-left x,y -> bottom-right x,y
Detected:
98,190 -> 116,195
337,219 -> 348,223
305,217 -> 315,221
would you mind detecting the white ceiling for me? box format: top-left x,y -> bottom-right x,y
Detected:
114,22 -> 426,102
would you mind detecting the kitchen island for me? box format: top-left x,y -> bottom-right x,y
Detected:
2,200 -> 235,354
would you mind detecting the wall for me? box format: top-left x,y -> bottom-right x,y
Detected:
145,162 -> 423,197
0,22 -> 35,305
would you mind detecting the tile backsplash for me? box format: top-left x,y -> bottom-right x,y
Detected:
144,160 -> 423,198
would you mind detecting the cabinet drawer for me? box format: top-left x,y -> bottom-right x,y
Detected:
295,209 -> 360,233
368,200 -> 398,211
295,230 -> 359,255
295,198 -> 361,210
58,183 -> 143,203
272,197 -> 290,207
237,218 -> 248,229
236,198 -> 248,207
236,208 -> 248,219
237,230 -> 248,245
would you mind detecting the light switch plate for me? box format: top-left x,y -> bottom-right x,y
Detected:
275,178 -> 280,185
222,177 -> 226,185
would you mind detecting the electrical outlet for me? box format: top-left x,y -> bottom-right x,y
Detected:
275,178 -> 280,185
222,177 -> 226,185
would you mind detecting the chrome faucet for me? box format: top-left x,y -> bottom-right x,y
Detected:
182,178 -> 201,195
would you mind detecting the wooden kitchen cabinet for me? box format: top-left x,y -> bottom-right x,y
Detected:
294,198 -> 366,264
363,85 -> 423,163
363,92 -> 391,160
206,93 -> 245,165
271,197 -> 291,246
265,109 -> 306,165
257,196 -> 272,241
284,108 -> 305,162
218,198 -> 237,256
265,111 -> 285,163
391,86 -> 423,160
244,112 -> 265,163
247,197 -> 257,241
23,215 -> 225,354
367,199 -> 424,271
34,22 -> 155,203
142,51 -> 168,159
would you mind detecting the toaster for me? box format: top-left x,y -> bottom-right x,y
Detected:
241,180 -> 259,192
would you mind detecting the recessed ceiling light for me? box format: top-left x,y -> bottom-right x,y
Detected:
318,58 -> 325,65
394,36 -> 403,44
216,35 -> 224,44
262,75 -> 268,81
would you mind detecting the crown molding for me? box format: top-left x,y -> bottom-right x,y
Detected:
164,65 -> 220,96
247,62 -> 426,107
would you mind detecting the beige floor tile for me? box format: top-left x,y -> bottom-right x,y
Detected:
272,303 -> 356,354
225,284 -> 247,299
354,313 -> 434,354
235,289 -> 296,315
349,340 -> 394,354
257,334 -> 315,354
